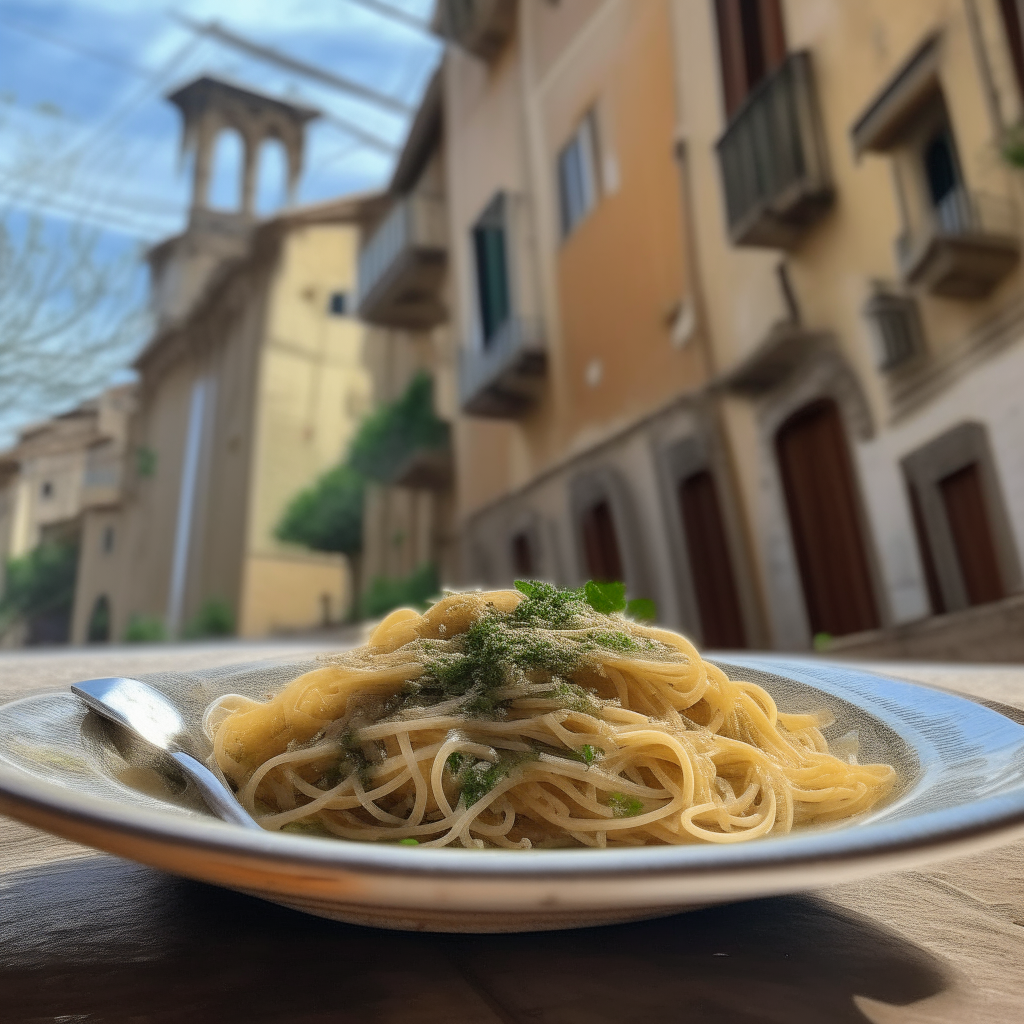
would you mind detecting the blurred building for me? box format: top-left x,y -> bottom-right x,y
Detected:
0,385 -> 135,644
671,0 -> 1024,656
411,0 -> 1024,657
355,71 -> 459,599
71,77 -> 381,642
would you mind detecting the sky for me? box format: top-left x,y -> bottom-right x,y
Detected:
0,0 -> 441,443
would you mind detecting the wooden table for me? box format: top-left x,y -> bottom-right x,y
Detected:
1,644 -> 1022,1024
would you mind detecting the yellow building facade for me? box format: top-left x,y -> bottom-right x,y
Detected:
72,78 -> 378,641
421,0 -> 1024,656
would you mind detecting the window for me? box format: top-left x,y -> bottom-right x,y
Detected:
923,126 -> 967,231
328,291 -> 349,316
580,499 -> 624,583
40,481 -> 53,499
557,111 -> 598,237
714,0 -> 787,118
102,525 -> 115,554
472,194 -> 511,346
511,531 -> 535,577
863,289 -> 924,370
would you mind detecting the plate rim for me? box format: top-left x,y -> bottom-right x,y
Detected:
1,657 -> 1024,883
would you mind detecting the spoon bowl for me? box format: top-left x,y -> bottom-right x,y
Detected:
71,676 -> 259,830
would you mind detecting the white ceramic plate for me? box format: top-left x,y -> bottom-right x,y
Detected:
1,656 -> 1023,933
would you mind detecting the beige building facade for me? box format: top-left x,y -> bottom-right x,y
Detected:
669,0 -> 1024,651
72,78 -> 379,642
0,386 -> 135,644
422,0 -> 1024,655
355,72 -> 459,599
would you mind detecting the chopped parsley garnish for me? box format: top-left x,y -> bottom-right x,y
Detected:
398,838 -> 419,845
446,751 -> 538,807
381,582 -> 667,723
608,792 -> 645,817
575,744 -> 603,765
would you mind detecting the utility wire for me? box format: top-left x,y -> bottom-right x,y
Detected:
0,16 -> 151,77
173,13 -> 414,115
341,0 -> 433,32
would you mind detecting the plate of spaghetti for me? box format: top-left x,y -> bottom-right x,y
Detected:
1,582 -> 1023,933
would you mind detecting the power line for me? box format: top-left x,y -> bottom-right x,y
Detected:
173,13 -> 414,116
320,111 -> 398,153
341,0 -> 433,32
0,16 -> 151,78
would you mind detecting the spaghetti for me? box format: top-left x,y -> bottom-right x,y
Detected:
206,584 -> 895,848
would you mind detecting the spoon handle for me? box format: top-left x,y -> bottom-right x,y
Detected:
170,752 -> 261,830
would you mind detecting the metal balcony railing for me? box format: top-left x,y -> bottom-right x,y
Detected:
895,189 -> 1020,299
81,444 -> 124,507
459,317 -> 546,418
356,193 -> 447,328
716,51 -> 833,248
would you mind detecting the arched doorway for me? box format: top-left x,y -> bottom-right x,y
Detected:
87,595 -> 111,643
677,470 -> 746,648
775,398 -> 879,637
580,499 -> 624,583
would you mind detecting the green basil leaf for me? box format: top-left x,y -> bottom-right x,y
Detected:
584,580 -> 627,614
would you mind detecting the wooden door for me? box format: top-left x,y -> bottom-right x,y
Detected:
907,483 -> 946,614
581,500 -> 624,583
678,471 -> 746,648
714,0 -> 788,117
939,462 -> 1005,606
776,399 -> 880,637
511,531 -> 534,577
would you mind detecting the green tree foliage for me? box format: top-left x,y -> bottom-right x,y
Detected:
0,541 -> 78,630
348,372 -> 450,483
184,597 -> 234,639
276,464 -> 365,556
275,373 -> 450,620
362,563 -> 440,618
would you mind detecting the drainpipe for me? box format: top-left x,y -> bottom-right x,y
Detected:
166,375 -> 207,637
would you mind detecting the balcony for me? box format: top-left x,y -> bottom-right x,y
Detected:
81,441 -> 124,509
390,442 -> 453,490
460,317 -> 546,418
895,189 -> 1020,300
716,51 -> 833,249
433,0 -> 516,62
356,193 -> 447,329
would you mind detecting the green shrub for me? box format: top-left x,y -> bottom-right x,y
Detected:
184,597 -> 234,639
0,541 -> 78,632
362,563 -> 440,619
124,614 -> 166,643
348,372 -> 449,483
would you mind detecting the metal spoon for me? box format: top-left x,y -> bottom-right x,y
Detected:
71,676 -> 260,830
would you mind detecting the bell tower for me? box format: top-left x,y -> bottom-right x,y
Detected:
167,75 -> 320,220
147,76 -> 320,327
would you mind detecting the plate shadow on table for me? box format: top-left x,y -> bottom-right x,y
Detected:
0,856 -> 948,1024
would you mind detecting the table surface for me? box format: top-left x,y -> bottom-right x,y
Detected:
0,642 -> 1022,1024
